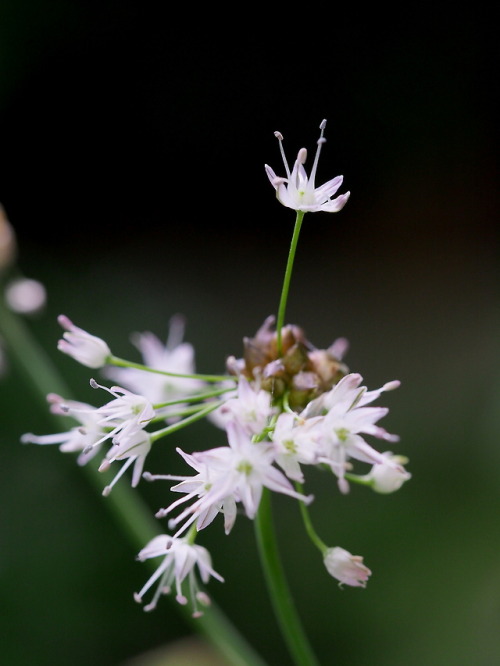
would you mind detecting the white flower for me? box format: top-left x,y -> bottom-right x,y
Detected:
57,314 -> 111,368
265,119 -> 350,213
104,315 -> 204,413
134,535 -> 224,616
323,546 -> 372,588
361,452 -> 411,493
155,420 -> 313,538
210,375 -> 277,436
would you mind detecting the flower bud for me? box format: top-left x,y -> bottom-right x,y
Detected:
57,314 -> 111,368
365,452 -> 411,494
324,546 -> 371,588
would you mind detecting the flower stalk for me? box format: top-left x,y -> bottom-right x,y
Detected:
276,210 -> 305,356
254,488 -> 320,666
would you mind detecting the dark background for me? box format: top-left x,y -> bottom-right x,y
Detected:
1,3 -> 498,665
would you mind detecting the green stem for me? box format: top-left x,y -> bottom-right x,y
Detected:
153,385 -> 235,409
150,400 -> 222,442
0,300 -> 268,666
254,488 -> 320,666
109,354 -> 233,383
276,210 -> 305,356
295,482 -> 327,555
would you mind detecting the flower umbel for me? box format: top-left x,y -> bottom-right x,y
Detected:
265,119 -> 350,213
12,118 -> 411,666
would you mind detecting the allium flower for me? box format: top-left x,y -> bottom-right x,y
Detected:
155,420 -> 313,538
134,535 -> 224,616
91,379 -> 155,438
104,314 -> 203,407
323,546 -> 372,588
265,119 -> 350,213
57,314 -> 111,368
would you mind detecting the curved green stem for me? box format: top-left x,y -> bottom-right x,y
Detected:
276,210 -> 305,356
0,300 -> 268,666
295,482 -> 327,555
109,354 -> 233,383
254,488 -> 320,666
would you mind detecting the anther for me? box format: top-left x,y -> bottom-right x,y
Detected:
274,131 -> 283,140
155,508 -> 168,518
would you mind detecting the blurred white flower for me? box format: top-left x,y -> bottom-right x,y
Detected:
105,314 -> 203,410
4,278 -> 46,314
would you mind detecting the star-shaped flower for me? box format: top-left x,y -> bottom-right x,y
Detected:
265,119 -> 350,213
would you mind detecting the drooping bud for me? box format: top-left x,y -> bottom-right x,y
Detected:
324,546 -> 372,588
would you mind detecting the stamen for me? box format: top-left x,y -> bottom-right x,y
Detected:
308,119 -> 328,189
275,129 -> 291,179
101,455 -> 136,496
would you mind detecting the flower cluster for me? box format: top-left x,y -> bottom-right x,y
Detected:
20,120 -> 410,617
